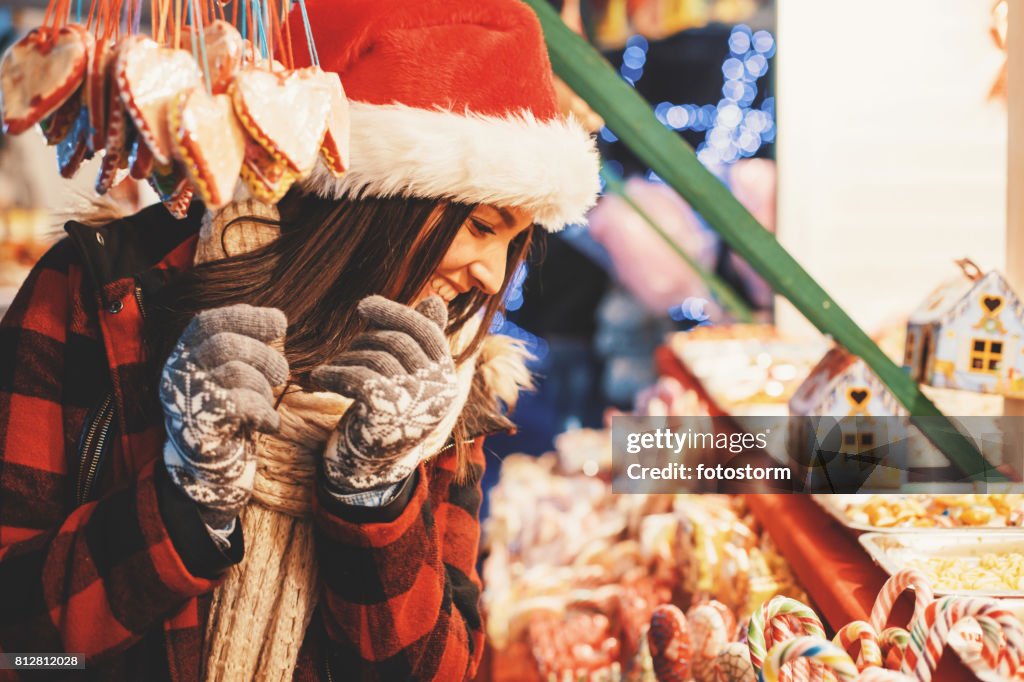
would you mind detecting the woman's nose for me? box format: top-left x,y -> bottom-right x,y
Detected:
468,255 -> 505,296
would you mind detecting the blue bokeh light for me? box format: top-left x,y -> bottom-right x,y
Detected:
752,30 -> 776,57
602,26 -> 776,170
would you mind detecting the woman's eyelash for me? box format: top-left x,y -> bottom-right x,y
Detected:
471,219 -> 496,235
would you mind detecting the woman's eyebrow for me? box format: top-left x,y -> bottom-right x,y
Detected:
497,208 -> 517,226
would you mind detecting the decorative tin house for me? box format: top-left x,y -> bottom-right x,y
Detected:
904,260 -> 1024,398
787,347 -> 907,490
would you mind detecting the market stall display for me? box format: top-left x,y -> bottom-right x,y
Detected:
481,449 -> 806,680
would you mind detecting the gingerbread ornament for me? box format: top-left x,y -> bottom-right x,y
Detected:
230,67 -> 331,174
1,25 -> 90,134
116,36 -> 202,165
203,20 -> 244,95
240,135 -> 298,204
171,87 -> 246,208
85,39 -> 112,151
312,68 -> 350,176
96,44 -> 130,194
39,86 -> 82,144
56,105 -> 91,178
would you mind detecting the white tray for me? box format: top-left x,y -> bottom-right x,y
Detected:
813,493 -> 1024,534
859,530 -> 1024,600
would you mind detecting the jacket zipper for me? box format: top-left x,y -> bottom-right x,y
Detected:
77,285 -> 147,505
134,284 -> 147,318
76,392 -> 115,505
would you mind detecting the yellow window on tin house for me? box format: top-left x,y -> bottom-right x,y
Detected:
969,338 -> 1003,374
841,431 -> 876,454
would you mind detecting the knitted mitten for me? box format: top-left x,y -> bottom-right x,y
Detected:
161,304 -> 289,528
312,295 -> 459,490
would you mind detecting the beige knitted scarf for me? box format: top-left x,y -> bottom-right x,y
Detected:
195,201 -> 481,681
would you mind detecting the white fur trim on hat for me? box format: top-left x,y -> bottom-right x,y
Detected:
301,101 -> 601,232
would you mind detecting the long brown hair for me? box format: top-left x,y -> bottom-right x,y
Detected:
146,189 -> 534,476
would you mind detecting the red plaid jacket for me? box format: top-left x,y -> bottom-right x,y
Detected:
0,202 -> 486,681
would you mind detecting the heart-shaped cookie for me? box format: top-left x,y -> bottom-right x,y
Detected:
129,135 -> 154,179
171,87 -> 245,209
231,67 -> 330,174
149,162 -> 194,218
1,25 -> 90,134
240,135 -> 297,203
203,20 -> 243,95
312,69 -> 350,176
163,184 -> 194,219
96,48 -> 130,194
57,105 -> 91,178
117,37 -> 201,165
86,39 -> 112,151
39,86 -> 82,144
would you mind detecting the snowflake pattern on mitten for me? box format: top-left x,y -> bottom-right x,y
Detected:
313,295 -> 461,490
160,304 -> 288,528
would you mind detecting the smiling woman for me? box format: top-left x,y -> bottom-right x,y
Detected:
0,0 -> 598,680
417,204 -> 536,304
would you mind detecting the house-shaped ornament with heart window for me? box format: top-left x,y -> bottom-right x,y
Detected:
786,347 -> 909,491
904,259 -> 1024,398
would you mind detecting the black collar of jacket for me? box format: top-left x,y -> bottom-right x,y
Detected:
63,200 -> 206,302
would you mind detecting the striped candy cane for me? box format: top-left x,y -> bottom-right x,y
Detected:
760,637 -> 858,682
903,597 -> 1024,681
748,598 -> 826,682
878,627 -> 910,670
869,569 -> 934,635
834,620 -> 883,671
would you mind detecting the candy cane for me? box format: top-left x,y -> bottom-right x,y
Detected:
878,627 -> 910,670
749,598 -> 826,682
948,618 -> 985,664
869,570 -> 934,635
903,597 -> 1024,682
834,620 -> 883,671
648,604 -> 692,682
760,637 -> 858,682
690,601 -> 737,682
715,642 -> 756,682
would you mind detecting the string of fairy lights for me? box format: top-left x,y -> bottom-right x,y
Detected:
494,24 -> 777,353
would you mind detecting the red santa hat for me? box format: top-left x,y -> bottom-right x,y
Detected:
289,0 -> 600,232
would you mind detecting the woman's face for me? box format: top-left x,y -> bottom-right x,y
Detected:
413,204 -> 533,305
